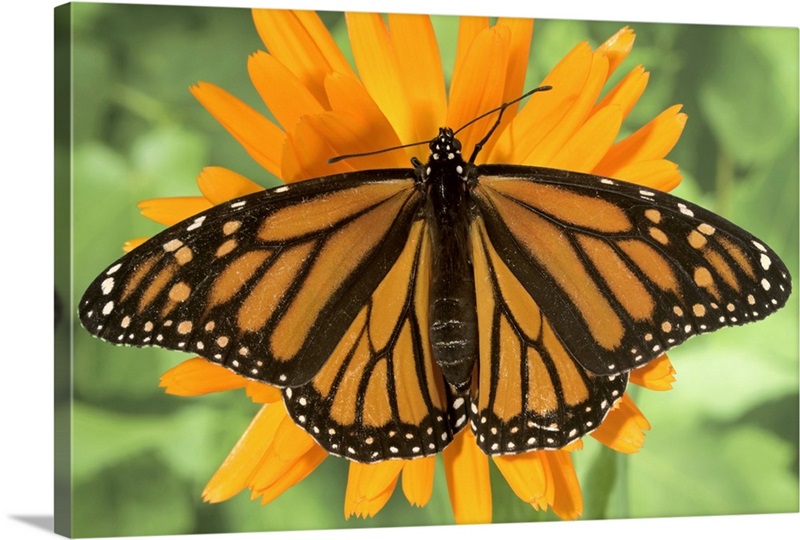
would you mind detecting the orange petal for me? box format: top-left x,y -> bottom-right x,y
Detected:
519,50 -> 609,166
546,450 -> 583,520
123,237 -> 148,252
490,42 -> 593,164
498,17 -> 534,104
591,393 -> 651,453
547,104 -> 623,173
252,9 -> 354,108
248,414 -> 322,493
323,73 -> 407,166
255,445 -> 327,504
493,17 -> 535,145
203,403 -> 283,503
248,51 -> 325,132
611,159 -> 683,191
452,16 -> 489,96
346,13 -> 418,145
160,357 -> 246,396
283,117 -> 354,181
245,382 -> 283,404
591,65 -> 649,120
196,166 -> 265,205
593,104 -> 687,178
138,196 -> 211,226
493,451 -> 550,509
442,430 -> 491,524
563,439 -> 584,452
446,25 -> 511,158
595,27 -> 636,77
388,13 -> 447,142
630,353 -> 677,391
303,111 -> 405,170
345,460 -> 404,519
279,133 -> 304,183
190,82 -> 284,177
401,456 -> 435,507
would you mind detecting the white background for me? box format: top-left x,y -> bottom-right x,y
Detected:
2,1 -> 798,539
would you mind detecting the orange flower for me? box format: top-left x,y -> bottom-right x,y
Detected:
148,10 -> 686,523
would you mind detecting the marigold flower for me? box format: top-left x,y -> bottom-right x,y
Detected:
148,9 -> 687,523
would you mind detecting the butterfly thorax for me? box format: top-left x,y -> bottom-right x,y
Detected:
422,128 -> 478,391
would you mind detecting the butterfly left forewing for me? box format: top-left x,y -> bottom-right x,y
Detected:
283,220 -> 466,462
471,164 -> 792,376
79,171 -> 423,388
469,216 -> 627,454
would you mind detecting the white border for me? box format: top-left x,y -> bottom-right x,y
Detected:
2,1 -> 797,539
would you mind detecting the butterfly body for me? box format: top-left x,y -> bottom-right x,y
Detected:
80,123 -> 791,463
423,128 -> 479,390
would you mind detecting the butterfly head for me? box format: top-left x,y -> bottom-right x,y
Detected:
428,128 -> 463,164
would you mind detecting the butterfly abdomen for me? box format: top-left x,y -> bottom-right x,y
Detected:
425,131 -> 478,390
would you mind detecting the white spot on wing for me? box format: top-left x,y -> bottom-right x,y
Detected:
101,278 -> 114,295
187,216 -> 206,231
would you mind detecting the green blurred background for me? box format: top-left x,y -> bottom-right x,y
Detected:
54,3 -> 799,537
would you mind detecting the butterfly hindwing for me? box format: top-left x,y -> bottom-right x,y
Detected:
471,164 -> 792,377
469,216 -> 628,454
79,170 -> 423,387
282,220 -> 467,462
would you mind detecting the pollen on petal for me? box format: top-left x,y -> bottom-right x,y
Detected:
160,357 -> 246,396
590,393 -> 651,453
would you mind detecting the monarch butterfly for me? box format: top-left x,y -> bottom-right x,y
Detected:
79,87 -> 791,463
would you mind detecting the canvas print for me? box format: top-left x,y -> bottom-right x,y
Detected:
54,2 -> 799,538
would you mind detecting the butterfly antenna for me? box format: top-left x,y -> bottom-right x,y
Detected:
456,85 -> 552,163
328,139 -> 430,164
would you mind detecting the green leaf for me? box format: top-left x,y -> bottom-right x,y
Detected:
72,453 -> 195,537
699,27 -> 799,166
